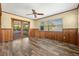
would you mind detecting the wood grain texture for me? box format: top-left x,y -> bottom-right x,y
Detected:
0,3 -> 2,42
0,29 -> 2,42
29,29 -> 37,38
1,28 -> 13,42
0,3 -> 2,16
63,28 -> 77,45
0,38 -> 31,56
0,38 -> 79,56
31,38 -> 79,56
77,33 -> 79,46
29,28 -> 77,45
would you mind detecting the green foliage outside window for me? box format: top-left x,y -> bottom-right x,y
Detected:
14,25 -> 21,31
23,26 -> 29,31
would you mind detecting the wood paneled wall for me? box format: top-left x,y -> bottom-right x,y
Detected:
29,29 -> 36,38
63,29 -> 77,45
0,28 -> 13,42
0,29 -> 2,42
78,33 -> 79,46
0,3 -> 2,28
29,28 -> 78,45
0,3 -> 2,16
0,3 -> 2,42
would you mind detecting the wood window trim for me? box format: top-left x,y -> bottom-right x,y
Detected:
11,18 -> 30,23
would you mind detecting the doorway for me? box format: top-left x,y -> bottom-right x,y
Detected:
12,19 -> 30,40
11,18 -> 31,55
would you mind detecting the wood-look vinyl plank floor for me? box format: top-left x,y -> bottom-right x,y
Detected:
31,38 -> 79,56
0,38 -> 79,56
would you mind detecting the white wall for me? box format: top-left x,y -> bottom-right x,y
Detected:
1,9 -> 78,29
35,9 -> 78,29
1,12 -> 36,29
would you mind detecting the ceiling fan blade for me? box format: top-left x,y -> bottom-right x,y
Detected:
26,14 -> 33,15
37,13 -> 44,15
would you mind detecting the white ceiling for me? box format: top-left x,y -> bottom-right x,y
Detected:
2,3 -> 78,20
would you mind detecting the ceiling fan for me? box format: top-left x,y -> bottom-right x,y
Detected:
26,9 -> 44,18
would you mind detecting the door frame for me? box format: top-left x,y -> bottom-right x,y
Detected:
11,18 -> 30,40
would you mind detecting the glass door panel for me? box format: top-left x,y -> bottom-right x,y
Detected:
13,21 -> 22,40
23,22 -> 29,38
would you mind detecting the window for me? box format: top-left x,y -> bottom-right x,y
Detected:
40,19 -> 63,32
40,22 -> 44,31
